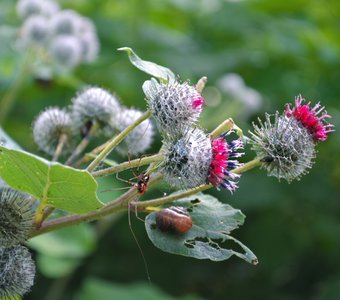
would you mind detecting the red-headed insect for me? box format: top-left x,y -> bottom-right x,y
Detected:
155,206 -> 193,234
114,153 -> 151,195
134,172 -> 150,195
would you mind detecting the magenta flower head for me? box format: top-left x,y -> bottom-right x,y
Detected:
285,95 -> 334,142
143,78 -> 205,135
161,127 -> 243,192
207,132 -> 243,191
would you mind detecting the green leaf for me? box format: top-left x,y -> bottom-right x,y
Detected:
0,146 -> 104,213
145,193 -> 258,264
118,47 -> 175,83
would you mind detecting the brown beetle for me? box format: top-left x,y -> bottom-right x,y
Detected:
155,206 -> 193,234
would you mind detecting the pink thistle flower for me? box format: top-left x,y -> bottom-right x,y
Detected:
285,95 -> 334,142
192,96 -> 205,110
161,128 -> 243,193
207,132 -> 243,192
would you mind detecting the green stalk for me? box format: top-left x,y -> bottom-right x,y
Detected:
211,117 -> 243,139
30,174 -> 163,237
65,121 -> 100,165
87,110 -> 152,172
30,159 -> 261,237
0,54 -> 32,125
92,153 -> 163,178
132,158 -> 262,208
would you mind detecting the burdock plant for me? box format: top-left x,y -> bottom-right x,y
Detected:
0,47 -> 334,299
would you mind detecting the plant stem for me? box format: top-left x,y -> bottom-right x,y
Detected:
65,122 -> 100,165
87,110 -> 152,172
132,184 -> 211,208
131,158 -> 262,208
30,159 -> 262,237
73,139 -> 112,167
211,117 -> 243,139
52,133 -> 68,162
0,54 -> 31,125
195,76 -> 208,93
233,158 -> 262,175
30,174 -> 163,237
92,153 -> 163,178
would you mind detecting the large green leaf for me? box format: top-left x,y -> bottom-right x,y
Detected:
145,193 -> 258,264
118,47 -> 175,83
0,146 -> 104,213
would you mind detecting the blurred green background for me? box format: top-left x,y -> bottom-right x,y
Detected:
1,0 -> 340,299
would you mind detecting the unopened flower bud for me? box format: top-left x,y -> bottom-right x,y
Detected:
33,107 -> 74,156
72,87 -> 121,136
20,15 -> 50,45
115,108 -> 154,155
162,128 -> 212,188
49,35 -> 83,68
0,245 -> 35,299
0,188 -> 34,247
16,0 -> 59,19
143,79 -> 205,135
49,9 -> 83,36
79,31 -> 100,63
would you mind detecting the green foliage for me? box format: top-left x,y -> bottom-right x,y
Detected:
74,277 -> 201,300
28,224 -> 96,277
0,0 -> 339,299
118,47 -> 175,83
0,146 -> 103,214
145,193 -> 257,264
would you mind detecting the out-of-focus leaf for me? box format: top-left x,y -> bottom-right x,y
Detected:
36,253 -> 82,278
29,224 -> 96,278
118,47 -> 175,83
28,224 -> 96,257
0,146 -> 104,213
74,277 -> 201,300
0,127 -> 21,150
145,193 -> 258,264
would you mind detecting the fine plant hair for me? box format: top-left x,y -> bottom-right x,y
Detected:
0,188 -> 34,247
0,245 -> 36,299
249,112 -> 316,182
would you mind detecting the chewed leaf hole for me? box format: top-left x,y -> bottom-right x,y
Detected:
145,193 -> 257,264
184,240 -> 195,249
190,198 -> 200,204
